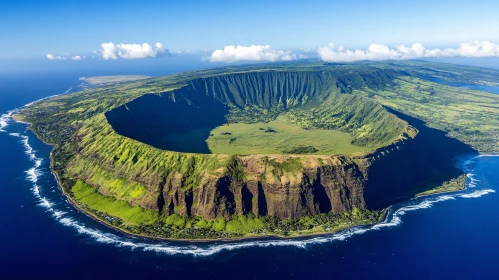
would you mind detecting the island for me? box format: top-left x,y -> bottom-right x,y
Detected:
15,60 -> 499,240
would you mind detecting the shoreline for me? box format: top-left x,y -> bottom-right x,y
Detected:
51,153 -> 385,243
21,115 -> 383,243
47,137 -> 468,243
11,112 -> 474,243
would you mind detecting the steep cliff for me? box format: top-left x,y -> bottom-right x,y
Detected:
17,63 -> 478,238
61,69 -> 470,223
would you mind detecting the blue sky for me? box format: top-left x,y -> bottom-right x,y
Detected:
1,0 -> 499,62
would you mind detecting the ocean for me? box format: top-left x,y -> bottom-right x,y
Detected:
0,65 -> 498,280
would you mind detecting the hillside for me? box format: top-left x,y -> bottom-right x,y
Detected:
16,61 -> 499,239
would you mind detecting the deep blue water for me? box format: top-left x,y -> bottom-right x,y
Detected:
423,76 -> 499,94
1,70 -> 499,280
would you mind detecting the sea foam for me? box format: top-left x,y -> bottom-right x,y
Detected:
0,111 -> 14,132
3,105 -> 497,257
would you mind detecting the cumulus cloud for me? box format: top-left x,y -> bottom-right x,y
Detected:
100,42 -> 168,60
209,45 -> 297,63
318,41 -> 499,62
71,55 -> 82,60
46,54 -> 66,60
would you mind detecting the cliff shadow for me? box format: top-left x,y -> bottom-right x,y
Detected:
105,87 -> 229,154
363,108 -> 477,209
257,182 -> 268,216
311,171 -> 333,213
241,185 -> 253,214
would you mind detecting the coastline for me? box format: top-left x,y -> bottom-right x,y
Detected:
51,152 -> 386,243
414,174 -> 467,198
9,85 -> 476,243
11,63 -> 499,243
15,112 -> 384,242
16,113 -> 472,243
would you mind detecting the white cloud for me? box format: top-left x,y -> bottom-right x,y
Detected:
209,45 -> 297,63
100,42 -> 168,60
318,41 -> 499,62
175,50 -> 192,55
46,54 -> 66,60
71,55 -> 82,60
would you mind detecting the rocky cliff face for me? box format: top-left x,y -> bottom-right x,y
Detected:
64,69 -> 474,221
156,155 -> 367,220
68,116 -> 470,221
140,117 -> 470,220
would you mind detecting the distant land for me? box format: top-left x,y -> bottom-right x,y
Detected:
16,60 -> 499,240
80,75 -> 151,86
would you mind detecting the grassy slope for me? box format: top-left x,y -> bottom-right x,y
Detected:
73,179 -> 160,226
356,77 -> 499,152
287,92 -> 407,147
66,114 -> 229,207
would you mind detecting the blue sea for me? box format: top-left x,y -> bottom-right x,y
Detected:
1,63 -> 499,279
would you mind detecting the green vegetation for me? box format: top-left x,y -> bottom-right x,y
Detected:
282,146 -> 319,154
16,60 -> 499,240
265,157 -> 303,173
74,177 -> 385,239
72,180 -> 160,226
287,92 -> 407,147
226,214 -> 265,233
416,174 -> 467,197
207,115 -> 368,155
259,209 -> 385,237
356,77 -> 499,152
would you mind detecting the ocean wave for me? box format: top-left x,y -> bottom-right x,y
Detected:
0,110 -> 15,132
477,154 -> 499,158
22,87 -> 74,108
459,189 -> 495,198
1,86 -> 75,132
5,123 -> 497,256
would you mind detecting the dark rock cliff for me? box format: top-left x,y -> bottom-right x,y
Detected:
148,115 -> 472,220
69,70 -> 475,220
155,155 -> 367,219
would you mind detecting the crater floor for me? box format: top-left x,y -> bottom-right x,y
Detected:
205,115 -> 368,155
105,71 -> 405,155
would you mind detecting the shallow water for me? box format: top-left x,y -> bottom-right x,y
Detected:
1,73 -> 499,279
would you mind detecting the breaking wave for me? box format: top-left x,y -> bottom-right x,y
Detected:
2,93 -> 497,256
0,87 -> 74,133
0,110 -> 14,132
10,126 -> 497,256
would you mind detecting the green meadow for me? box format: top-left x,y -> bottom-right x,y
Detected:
206,115 -> 368,155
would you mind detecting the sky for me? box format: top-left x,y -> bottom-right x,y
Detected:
1,0 -> 499,68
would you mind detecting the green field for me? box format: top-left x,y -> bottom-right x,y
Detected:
206,115 -> 369,155
72,180 -> 160,226
356,77 -> 499,152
